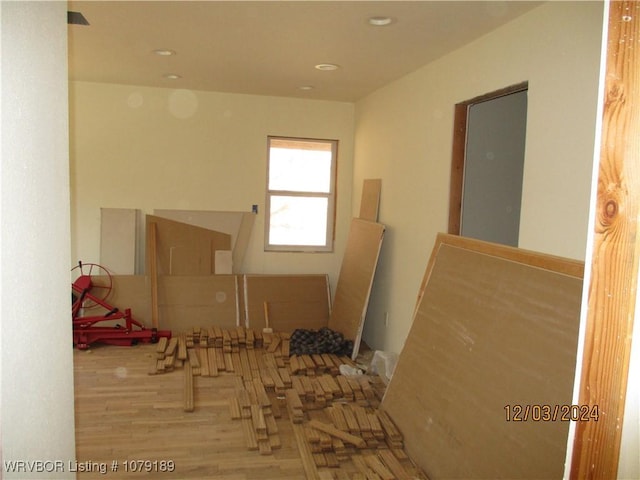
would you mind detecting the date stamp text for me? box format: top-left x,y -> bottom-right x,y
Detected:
504,404 -> 599,422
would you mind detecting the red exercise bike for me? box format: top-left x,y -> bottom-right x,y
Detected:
71,261 -> 171,349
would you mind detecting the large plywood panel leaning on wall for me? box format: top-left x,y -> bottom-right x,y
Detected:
382,233 -> 584,479
91,275 -> 152,326
243,274 -> 331,332
91,275 -> 239,331
154,209 -> 255,272
145,215 -> 231,276
328,218 -> 385,359
158,275 -> 239,331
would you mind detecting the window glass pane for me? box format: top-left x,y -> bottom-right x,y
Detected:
269,196 -> 328,246
268,147 -> 332,193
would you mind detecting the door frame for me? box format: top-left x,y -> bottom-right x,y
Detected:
569,1 -> 639,477
448,81 -> 529,235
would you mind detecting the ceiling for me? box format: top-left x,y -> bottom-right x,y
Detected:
67,1 -> 543,102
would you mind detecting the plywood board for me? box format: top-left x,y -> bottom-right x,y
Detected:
154,209 -> 255,272
328,218 -> 385,359
146,215 -> 231,276
91,275 -> 239,331
358,179 -> 382,222
158,275 -> 239,331
100,208 -> 139,274
147,221 -> 159,328
243,274 -> 331,332
382,233 -> 584,479
91,275 -> 151,326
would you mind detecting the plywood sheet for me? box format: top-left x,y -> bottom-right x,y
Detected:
146,215 -> 231,276
91,275 -> 151,326
90,275 -> 239,331
328,218 -> 385,359
243,274 -> 330,332
100,208 -> 139,274
154,209 -> 255,272
358,179 -> 382,222
382,233 -> 584,479
158,275 -> 239,331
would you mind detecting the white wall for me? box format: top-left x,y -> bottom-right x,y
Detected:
69,83 -> 355,291
1,2 -> 76,478
353,1 -> 604,354
618,302 -> 640,479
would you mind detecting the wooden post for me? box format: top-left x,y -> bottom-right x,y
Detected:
148,221 -> 159,329
571,1 -> 640,478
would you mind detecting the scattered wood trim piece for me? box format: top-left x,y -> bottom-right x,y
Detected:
229,396 -> 242,420
241,418 -> 258,451
156,336 -> 168,356
307,420 -> 366,449
292,422 -> 321,480
177,334 -> 188,361
377,449 -> 412,480
208,347 -> 218,377
199,348 -> 210,377
364,454 -> 394,480
184,361 -> 194,412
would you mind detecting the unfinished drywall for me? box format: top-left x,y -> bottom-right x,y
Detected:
100,207 -> 139,274
354,1 -> 603,354
382,234 -> 584,479
69,83 -> 355,293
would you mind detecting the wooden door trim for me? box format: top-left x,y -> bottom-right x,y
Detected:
448,81 -> 528,235
570,1 -> 639,477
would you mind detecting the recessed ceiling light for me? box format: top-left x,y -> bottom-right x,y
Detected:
315,63 -> 340,71
154,49 -> 176,56
163,73 -> 181,80
368,16 -> 394,26
299,85 -> 315,91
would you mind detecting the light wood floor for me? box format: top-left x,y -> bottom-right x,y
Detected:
73,342 -> 423,479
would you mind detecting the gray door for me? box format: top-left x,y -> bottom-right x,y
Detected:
460,90 -> 527,247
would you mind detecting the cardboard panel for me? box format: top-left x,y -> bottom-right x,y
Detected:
146,215 -> 231,275
382,234 -> 584,479
100,208 -> 139,274
358,179 -> 382,222
244,274 -> 330,332
328,218 -> 385,359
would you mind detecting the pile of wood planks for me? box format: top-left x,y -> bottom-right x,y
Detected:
229,376 -> 282,455
149,326 -> 425,478
302,406 -> 407,468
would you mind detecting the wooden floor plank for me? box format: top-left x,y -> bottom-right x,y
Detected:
73,345 -> 308,479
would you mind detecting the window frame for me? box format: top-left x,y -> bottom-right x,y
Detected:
264,136 -> 338,253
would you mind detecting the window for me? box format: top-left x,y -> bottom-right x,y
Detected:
265,136 -> 338,252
